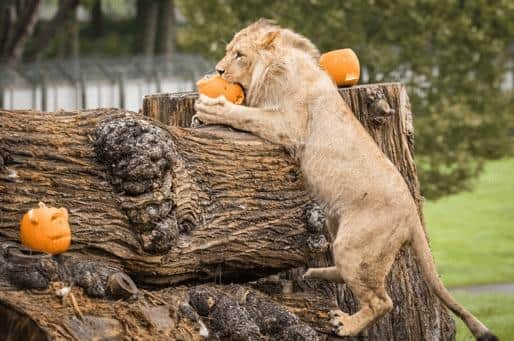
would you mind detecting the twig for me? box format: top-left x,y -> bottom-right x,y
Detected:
68,292 -> 84,321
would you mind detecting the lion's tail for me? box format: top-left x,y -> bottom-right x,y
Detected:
410,224 -> 499,341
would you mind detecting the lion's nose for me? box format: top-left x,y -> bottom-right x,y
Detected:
216,68 -> 225,76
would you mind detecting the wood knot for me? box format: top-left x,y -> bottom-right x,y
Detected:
365,88 -> 395,126
93,115 -> 180,254
0,147 -> 14,172
304,204 -> 329,254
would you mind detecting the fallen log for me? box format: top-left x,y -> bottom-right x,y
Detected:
0,277 -> 323,340
0,109 -> 325,286
0,82 -> 457,340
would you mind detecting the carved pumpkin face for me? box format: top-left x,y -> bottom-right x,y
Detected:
320,48 -> 360,87
20,202 -> 71,255
197,75 -> 245,104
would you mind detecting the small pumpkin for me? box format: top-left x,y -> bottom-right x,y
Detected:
196,75 -> 245,104
20,202 -> 71,255
320,48 -> 360,87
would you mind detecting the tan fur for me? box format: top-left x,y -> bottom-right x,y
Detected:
194,20 -> 497,340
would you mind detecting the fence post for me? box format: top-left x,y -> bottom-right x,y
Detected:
41,74 -> 48,112
154,70 -> 161,93
79,75 -> 87,109
118,71 -> 125,109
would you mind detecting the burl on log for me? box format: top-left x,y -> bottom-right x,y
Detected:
0,83 -> 455,340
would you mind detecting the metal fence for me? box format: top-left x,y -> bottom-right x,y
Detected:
2,53 -> 511,113
0,54 -> 213,112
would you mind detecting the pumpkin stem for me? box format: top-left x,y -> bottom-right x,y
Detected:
38,202 -> 46,209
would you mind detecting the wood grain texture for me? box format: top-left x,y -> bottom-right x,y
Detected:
0,83 -> 456,340
0,109 -> 326,286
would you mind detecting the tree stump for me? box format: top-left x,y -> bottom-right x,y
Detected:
143,83 -> 456,340
0,83 -> 456,340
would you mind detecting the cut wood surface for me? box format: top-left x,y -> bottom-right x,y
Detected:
0,83 -> 456,340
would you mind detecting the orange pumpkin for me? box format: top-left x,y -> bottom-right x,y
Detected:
320,48 -> 360,87
20,202 -> 71,254
196,75 -> 245,104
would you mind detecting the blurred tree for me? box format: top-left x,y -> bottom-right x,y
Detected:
90,0 -> 103,37
135,0 -> 176,56
25,0 -> 79,60
0,0 -> 42,65
136,0 -> 158,56
177,0 -> 514,199
155,0 -> 176,56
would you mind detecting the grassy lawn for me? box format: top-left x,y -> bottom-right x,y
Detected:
452,292 -> 514,341
425,158 -> 514,287
424,158 -> 514,339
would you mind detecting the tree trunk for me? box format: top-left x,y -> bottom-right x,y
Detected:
0,0 -> 42,65
0,108 -> 326,285
90,0 -> 103,37
143,82 -> 456,340
0,83 -> 456,340
136,0 -> 158,56
155,0 -> 176,56
27,0 -> 79,61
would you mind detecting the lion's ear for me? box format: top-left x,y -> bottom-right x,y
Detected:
259,30 -> 280,49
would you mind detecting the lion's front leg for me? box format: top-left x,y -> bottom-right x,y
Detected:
193,95 -> 238,127
194,94 -> 297,147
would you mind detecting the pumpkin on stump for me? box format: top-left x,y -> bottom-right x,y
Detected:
320,48 -> 360,87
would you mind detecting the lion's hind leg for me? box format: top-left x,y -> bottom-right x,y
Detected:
303,266 -> 344,282
330,284 -> 393,336
329,220 -> 399,336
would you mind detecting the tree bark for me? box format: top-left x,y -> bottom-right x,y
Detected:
0,278 -> 325,340
0,108 -> 325,285
0,83 -> 456,340
155,0 -> 176,56
143,83 -> 456,340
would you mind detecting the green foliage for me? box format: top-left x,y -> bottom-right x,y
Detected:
79,19 -> 139,56
176,0 -> 514,199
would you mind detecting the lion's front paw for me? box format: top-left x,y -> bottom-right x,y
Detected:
302,268 -> 313,279
191,114 -> 203,128
193,94 -> 234,125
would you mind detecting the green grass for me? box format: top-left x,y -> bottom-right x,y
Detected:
425,158 -> 514,287
452,292 -> 514,341
424,158 -> 514,339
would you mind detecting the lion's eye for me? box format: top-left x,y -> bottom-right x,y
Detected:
235,51 -> 244,59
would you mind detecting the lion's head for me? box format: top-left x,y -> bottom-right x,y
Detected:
216,19 -> 320,105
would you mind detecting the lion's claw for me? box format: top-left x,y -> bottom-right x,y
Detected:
191,115 -> 203,128
328,309 -> 344,319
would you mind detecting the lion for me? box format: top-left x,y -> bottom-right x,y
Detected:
193,19 -> 498,340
